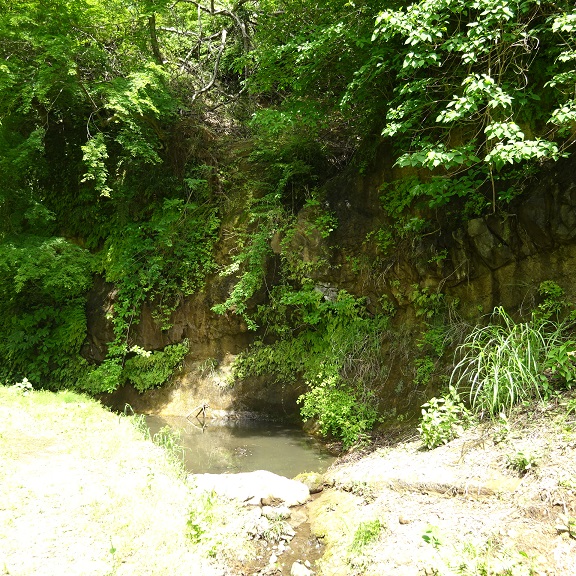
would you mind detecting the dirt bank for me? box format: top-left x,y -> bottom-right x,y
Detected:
307,395 -> 576,575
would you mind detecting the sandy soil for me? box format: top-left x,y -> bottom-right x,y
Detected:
307,397 -> 576,575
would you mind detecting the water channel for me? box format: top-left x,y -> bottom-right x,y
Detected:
146,415 -> 336,477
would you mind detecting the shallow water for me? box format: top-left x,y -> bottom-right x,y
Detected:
146,415 -> 336,477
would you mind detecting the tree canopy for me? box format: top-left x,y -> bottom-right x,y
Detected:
1,0 -> 575,398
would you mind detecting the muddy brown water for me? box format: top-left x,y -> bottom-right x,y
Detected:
146,415 -> 336,477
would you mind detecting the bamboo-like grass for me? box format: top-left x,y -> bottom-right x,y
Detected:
452,307 -> 573,415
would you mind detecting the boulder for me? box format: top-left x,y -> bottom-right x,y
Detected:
291,561 -> 314,576
294,472 -> 324,494
189,470 -> 310,507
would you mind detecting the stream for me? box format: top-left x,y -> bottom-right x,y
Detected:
146,415 -> 335,575
146,415 -> 336,477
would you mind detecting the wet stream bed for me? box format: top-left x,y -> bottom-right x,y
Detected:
145,415 -> 336,575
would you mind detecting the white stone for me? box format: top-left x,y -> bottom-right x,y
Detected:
280,523 -> 296,541
189,470 -> 310,507
291,561 -> 314,576
262,505 -> 291,520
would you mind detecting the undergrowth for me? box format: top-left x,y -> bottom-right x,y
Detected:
211,184 -> 391,449
451,302 -> 576,416
232,284 -> 389,448
418,281 -> 576,448
80,341 -> 189,394
419,386 -> 474,449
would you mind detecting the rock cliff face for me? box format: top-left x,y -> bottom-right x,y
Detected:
447,158 -> 576,314
92,155 -> 576,419
319,155 -> 576,314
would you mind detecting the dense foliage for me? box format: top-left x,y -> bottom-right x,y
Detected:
0,0 -> 226,389
232,284 -> 388,448
1,0 -> 576,445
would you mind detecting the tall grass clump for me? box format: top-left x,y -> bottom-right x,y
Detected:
451,306 -> 576,416
151,425 -> 187,477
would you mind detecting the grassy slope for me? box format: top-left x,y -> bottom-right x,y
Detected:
0,386 -> 229,576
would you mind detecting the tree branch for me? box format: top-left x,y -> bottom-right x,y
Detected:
191,28 -> 228,101
169,0 -> 255,100
148,13 -> 164,64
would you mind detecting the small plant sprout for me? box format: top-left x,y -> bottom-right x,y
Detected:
493,412 -> 511,444
12,377 -> 33,396
422,525 -> 443,550
555,514 -> 576,538
563,397 -> 576,416
506,451 -> 538,475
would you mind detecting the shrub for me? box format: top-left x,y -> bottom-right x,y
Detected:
122,341 -> 189,392
80,359 -> 124,394
299,377 -> 379,450
0,236 -> 93,389
419,386 -> 473,449
80,341 -> 189,395
231,285 -> 388,449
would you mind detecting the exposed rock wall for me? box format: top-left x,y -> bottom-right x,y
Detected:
437,159 -> 576,314
318,155 -> 576,314
91,155 -> 576,418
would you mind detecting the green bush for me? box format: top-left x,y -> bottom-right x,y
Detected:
0,236 -> 93,389
231,286 -> 388,449
419,387 -> 473,449
79,342 -> 189,395
80,359 -> 124,395
102,198 -> 220,349
122,341 -> 189,392
299,378 -> 379,450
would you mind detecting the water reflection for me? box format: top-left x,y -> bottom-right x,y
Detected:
146,415 -> 336,478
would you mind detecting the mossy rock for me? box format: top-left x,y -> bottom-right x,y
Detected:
294,472 -> 324,494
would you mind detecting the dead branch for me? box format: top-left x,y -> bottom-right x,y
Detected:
191,28 -> 228,101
